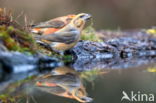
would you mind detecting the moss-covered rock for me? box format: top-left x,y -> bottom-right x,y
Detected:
0,26 -> 37,53
0,8 -> 38,54
0,8 -> 56,55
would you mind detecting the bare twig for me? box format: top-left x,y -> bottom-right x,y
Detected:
15,11 -> 24,20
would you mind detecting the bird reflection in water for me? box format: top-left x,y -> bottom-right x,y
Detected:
35,66 -> 93,102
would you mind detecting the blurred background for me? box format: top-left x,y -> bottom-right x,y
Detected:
0,0 -> 156,30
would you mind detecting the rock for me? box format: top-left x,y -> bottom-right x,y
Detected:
71,40 -> 119,59
0,51 -> 62,73
0,51 -> 62,83
71,37 -> 156,59
106,37 -> 156,58
71,37 -> 156,71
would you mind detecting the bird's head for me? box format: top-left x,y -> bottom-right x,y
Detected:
71,13 -> 92,30
71,87 -> 93,103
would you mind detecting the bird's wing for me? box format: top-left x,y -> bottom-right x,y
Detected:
31,14 -> 75,28
32,20 -> 65,28
36,29 -> 80,44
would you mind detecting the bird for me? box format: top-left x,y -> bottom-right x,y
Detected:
31,13 -> 91,54
35,66 -> 93,102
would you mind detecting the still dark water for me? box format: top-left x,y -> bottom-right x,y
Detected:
1,62 -> 156,103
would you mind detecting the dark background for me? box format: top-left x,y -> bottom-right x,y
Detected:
0,0 -> 156,30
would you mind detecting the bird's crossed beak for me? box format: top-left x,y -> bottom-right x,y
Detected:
83,14 -> 92,21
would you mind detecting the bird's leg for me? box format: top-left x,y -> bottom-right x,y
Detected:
36,40 -> 54,51
52,49 -> 65,56
36,40 -> 65,55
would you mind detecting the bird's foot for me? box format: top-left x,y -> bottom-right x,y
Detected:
52,50 -> 65,56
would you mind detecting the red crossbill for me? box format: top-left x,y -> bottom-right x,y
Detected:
31,13 -> 91,54
35,66 -> 93,102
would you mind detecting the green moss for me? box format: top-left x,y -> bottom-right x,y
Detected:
0,26 -> 37,53
147,67 -> 156,73
62,55 -> 73,63
80,69 -> 107,82
144,27 -> 156,36
81,26 -> 102,42
0,94 -> 9,99
0,94 -> 17,103
0,75 -> 36,103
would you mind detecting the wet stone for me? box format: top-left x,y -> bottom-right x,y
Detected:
71,40 -> 119,59
71,37 -> 156,70
106,37 -> 156,58
71,37 -> 156,60
0,51 -> 62,82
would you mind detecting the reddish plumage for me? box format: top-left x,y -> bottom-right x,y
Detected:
31,14 -> 76,35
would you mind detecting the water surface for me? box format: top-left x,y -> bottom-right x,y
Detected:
1,62 -> 156,103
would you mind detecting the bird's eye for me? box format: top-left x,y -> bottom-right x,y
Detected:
79,15 -> 84,18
